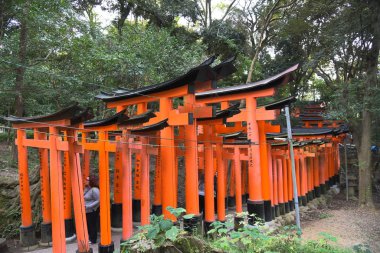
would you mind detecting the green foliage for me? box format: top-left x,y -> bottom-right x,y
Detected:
120,209 -> 351,253
120,206 -> 187,252
208,215 -> 351,253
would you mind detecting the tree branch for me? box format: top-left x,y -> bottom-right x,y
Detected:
220,0 -> 237,22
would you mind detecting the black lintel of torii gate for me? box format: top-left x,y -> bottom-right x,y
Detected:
95,55 -> 237,102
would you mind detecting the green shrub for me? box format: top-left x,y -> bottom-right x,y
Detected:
120,209 -> 352,253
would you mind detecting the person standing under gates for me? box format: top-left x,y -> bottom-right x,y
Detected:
84,175 -> 100,244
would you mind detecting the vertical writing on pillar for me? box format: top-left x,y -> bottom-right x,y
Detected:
20,172 -> 24,214
63,153 -> 68,210
39,150 -> 45,214
115,151 -> 121,199
247,122 -> 254,169
135,156 -> 141,194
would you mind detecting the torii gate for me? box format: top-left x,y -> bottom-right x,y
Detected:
96,56 -> 236,227
81,108 -> 160,251
195,104 -> 241,232
211,98 -> 293,222
5,104 -> 93,253
195,64 -> 299,223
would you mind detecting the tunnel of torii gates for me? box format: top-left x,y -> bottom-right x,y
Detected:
5,56 -> 349,253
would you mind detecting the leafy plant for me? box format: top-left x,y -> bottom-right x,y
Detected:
120,206 -> 187,252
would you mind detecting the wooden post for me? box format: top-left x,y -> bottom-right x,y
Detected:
67,130 -> 90,253
287,155 -> 294,211
82,138 -> 90,184
246,96 -> 265,223
121,131 -> 133,241
313,152 -> 321,197
282,156 -> 289,212
152,136 -> 162,215
234,146 -> 242,213
228,162 -> 235,207
160,97 -> 177,220
17,129 -> 37,248
258,121 -> 272,221
63,149 -> 74,239
267,144 -> 275,217
140,137 -> 150,225
111,140 -> 123,228
272,154 -> 279,216
133,154 -> 142,222
49,127 -> 66,253
300,155 -> 308,205
98,131 -> 114,252
37,131 -> 52,245
184,94 -> 200,232
277,159 -> 284,215
204,125 -> 215,232
216,143 -> 226,221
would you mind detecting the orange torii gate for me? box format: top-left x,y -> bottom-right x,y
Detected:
195,64 -> 299,223
194,103 -> 241,232
267,126 -> 347,208
217,97 -> 295,221
96,56 -> 236,230
81,108 -> 160,251
5,104 -> 93,253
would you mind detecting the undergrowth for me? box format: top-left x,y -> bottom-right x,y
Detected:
120,208 -> 354,253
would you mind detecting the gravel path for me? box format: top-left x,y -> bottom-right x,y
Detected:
301,193 -> 380,252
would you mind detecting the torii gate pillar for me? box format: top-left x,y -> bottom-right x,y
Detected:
246,96 -> 265,223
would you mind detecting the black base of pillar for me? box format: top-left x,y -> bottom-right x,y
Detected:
99,242 -> 114,253
311,189 -> 316,199
284,202 -> 290,213
279,203 -> 285,215
271,207 -> 275,219
242,194 -> 248,204
264,200 -> 272,222
289,200 -> 294,212
20,225 -> 37,248
40,222 -> 52,244
151,204 -> 162,216
328,177 -> 334,187
76,247 -> 93,253
199,195 -> 205,217
132,199 -> 141,222
234,216 -> 244,231
64,219 -> 75,238
315,186 -> 321,197
275,205 -> 280,217
301,196 -> 307,206
326,181 -> 331,190
306,192 -> 312,202
204,221 -> 214,236
321,184 -> 327,194
111,203 -> 122,228
227,196 -> 236,208
247,200 -> 265,225
184,214 -> 202,235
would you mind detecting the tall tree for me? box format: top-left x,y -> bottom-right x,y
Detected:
357,0 -> 380,207
245,0 -> 296,83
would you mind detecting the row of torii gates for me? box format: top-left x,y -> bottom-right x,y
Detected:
6,56 -> 347,253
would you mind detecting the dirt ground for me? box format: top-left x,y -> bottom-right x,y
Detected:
301,192 -> 380,252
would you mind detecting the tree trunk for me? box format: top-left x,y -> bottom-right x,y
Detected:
246,44 -> 261,83
14,14 -> 28,117
357,0 -> 380,207
358,109 -> 374,207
